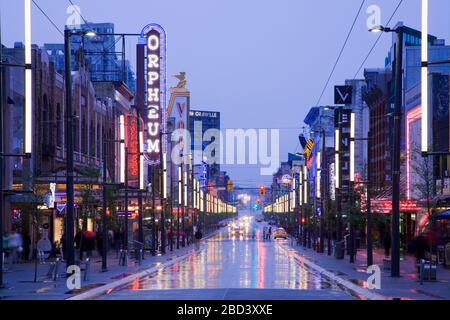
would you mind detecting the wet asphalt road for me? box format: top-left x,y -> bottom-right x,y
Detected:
98,215 -> 355,300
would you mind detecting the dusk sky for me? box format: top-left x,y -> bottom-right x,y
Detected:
2,0 -> 450,187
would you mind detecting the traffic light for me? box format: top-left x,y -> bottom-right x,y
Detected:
227,180 -> 233,192
259,185 -> 265,196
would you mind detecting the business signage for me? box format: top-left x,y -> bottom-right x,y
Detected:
189,110 -> 219,119
369,199 -> 419,214
335,108 -> 352,200
201,159 -> 209,188
125,114 -> 142,186
334,85 -> 353,105
142,24 -> 167,166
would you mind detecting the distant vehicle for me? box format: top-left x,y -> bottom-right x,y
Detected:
256,217 -> 263,223
219,221 -> 228,228
229,222 -> 244,236
273,228 -> 287,240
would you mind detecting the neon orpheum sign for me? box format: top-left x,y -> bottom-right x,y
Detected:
144,25 -> 167,165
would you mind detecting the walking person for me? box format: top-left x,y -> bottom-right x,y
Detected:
9,230 -> 23,264
268,227 -> 272,241
384,232 -> 391,258
23,231 -> 31,261
194,228 -> 203,251
113,228 -> 121,258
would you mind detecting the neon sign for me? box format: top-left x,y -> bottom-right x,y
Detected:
125,114 -> 141,185
141,24 -> 167,165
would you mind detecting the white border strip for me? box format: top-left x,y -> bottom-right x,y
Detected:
279,243 -> 386,300
68,230 -> 221,300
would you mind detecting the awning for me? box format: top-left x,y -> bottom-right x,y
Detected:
436,210 -> 450,220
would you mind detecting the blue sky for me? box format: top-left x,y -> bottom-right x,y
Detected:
2,0 -> 450,186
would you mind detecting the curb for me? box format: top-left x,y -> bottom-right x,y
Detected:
278,242 -> 387,301
67,229 -> 221,300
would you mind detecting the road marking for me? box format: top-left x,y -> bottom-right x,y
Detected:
277,242 -> 387,301
68,230 -> 221,300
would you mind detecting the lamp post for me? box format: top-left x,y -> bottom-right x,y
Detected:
369,25 -> 404,277
64,28 -> 96,269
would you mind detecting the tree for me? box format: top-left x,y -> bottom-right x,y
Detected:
19,173 -> 46,282
78,167 -> 101,231
411,146 -> 436,258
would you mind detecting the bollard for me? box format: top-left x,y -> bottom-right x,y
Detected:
138,249 -> 143,266
53,258 -> 61,281
84,258 -> 91,281
419,259 -> 425,285
47,262 -> 56,279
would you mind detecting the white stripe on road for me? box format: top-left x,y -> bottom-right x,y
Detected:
278,242 -> 387,301
68,230 -> 221,300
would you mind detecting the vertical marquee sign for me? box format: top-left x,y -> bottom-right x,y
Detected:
125,114 -> 144,187
335,108 -> 352,202
140,24 -> 167,166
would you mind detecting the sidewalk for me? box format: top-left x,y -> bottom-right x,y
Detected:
286,238 -> 450,300
0,234 -> 214,300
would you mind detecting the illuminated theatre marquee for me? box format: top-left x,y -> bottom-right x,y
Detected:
143,24 -> 167,165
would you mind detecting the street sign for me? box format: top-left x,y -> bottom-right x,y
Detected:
56,203 -> 67,214
334,86 -> 353,105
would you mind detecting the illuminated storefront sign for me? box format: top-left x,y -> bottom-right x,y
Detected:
141,24 -> 167,165
370,199 -> 419,214
125,114 -> 143,186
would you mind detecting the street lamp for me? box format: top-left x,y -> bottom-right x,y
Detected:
369,24 -> 404,277
421,0 -> 429,154
64,28 -> 97,269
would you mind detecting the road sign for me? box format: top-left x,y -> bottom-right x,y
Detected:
334,86 -> 353,105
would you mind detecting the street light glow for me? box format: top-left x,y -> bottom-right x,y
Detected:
369,25 -> 384,33
24,0 -> 32,154
335,129 -> 340,189
350,113 -> 355,182
421,0 -> 429,153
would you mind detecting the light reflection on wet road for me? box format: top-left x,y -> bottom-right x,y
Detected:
100,221 -> 355,300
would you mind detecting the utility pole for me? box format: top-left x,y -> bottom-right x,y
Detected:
391,29 -> 404,277
64,29 -> 75,269
320,129 -> 326,253
367,130 -> 373,267
0,19 -> 4,286
101,142 -> 108,272
181,163 -> 186,247
151,166 -> 156,256
124,148 -> 129,264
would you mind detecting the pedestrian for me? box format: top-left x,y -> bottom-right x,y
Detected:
415,234 -> 428,262
384,232 -> 391,258
195,228 -> 203,251
263,227 -> 267,241
113,228 -> 121,258
23,231 -> 31,261
96,230 -> 103,257
74,230 -> 84,261
268,227 -> 272,240
9,230 -> 23,264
